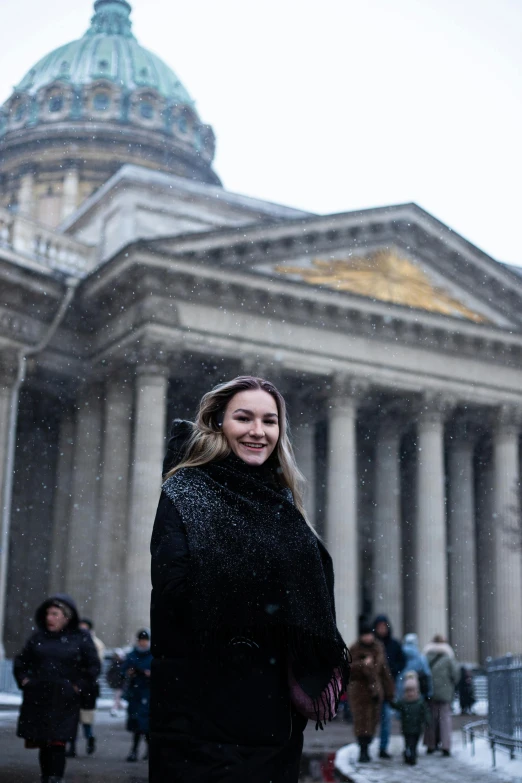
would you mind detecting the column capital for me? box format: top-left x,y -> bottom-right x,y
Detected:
447,410 -> 484,446
0,348 -> 20,388
491,403 -> 522,437
126,342 -> 172,378
328,373 -> 369,409
374,398 -> 410,438
416,391 -> 456,426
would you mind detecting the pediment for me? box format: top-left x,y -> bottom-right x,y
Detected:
265,248 -> 491,324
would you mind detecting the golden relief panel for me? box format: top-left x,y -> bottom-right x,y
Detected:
274,250 -> 487,323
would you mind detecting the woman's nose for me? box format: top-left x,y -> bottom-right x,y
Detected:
250,420 -> 265,437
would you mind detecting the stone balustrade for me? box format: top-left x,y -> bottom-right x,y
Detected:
0,206 -> 95,276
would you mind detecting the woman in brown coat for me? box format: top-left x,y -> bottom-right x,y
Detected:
348,620 -> 395,762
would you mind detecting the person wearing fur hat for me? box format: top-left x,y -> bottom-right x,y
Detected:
348,620 -> 395,763
392,672 -> 430,765
423,635 -> 460,756
13,594 -> 100,783
122,629 -> 153,762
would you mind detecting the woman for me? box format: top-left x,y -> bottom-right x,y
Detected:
150,376 -> 349,783
13,594 -> 100,783
123,629 -> 152,762
423,635 -> 460,756
348,620 -> 394,763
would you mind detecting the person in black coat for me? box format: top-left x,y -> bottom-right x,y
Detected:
13,594 -> 100,783
150,376 -> 350,783
373,614 -> 406,759
122,629 -> 153,762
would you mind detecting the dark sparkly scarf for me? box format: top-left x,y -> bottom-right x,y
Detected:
162,446 -> 350,725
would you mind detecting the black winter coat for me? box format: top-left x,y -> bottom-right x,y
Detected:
373,614 -> 406,680
14,594 -> 100,744
150,493 -> 307,783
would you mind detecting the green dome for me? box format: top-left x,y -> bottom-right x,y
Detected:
15,0 -> 194,107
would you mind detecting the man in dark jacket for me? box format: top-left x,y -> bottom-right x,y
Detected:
373,614 -> 406,759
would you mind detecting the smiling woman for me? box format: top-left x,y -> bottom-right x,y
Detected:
149,376 -> 350,783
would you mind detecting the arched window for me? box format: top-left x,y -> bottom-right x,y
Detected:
93,92 -> 110,111
140,101 -> 154,119
48,94 -> 64,113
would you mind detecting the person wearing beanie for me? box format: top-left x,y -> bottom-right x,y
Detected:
372,614 -> 406,759
13,595 -> 100,783
392,672 -> 430,765
122,629 -> 152,762
348,619 -> 395,763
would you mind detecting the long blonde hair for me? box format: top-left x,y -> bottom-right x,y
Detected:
165,376 -> 309,522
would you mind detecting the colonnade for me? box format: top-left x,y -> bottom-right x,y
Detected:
1,360 -> 522,661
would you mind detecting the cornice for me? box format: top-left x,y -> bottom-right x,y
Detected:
73,252 -> 522,372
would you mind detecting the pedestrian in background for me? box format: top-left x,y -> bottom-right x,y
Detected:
349,619 -> 395,763
392,672 -> 430,766
396,633 -> 432,700
458,666 -> 476,715
150,376 -> 350,783
123,629 -> 152,762
66,618 -> 106,757
107,648 -> 126,716
423,635 -> 460,756
13,594 -> 100,783
373,614 -> 406,759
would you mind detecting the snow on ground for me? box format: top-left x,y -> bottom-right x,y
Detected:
335,733 -> 521,783
0,693 -> 21,706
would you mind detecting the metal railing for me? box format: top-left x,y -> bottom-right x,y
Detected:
463,654 -> 522,767
488,654 -> 522,743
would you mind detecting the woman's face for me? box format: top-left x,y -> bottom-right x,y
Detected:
222,389 -> 280,466
46,606 -> 68,633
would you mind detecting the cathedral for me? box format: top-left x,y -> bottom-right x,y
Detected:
1,0 -> 522,662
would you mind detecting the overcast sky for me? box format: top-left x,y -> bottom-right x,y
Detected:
1,0 -> 521,265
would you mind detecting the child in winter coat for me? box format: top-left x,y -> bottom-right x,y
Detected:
392,672 -> 430,765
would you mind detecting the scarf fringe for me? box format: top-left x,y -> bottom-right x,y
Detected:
193,623 -> 351,730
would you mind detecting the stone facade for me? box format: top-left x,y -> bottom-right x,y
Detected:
1,0 -> 522,663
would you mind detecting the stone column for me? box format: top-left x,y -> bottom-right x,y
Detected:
292,416 -> 317,527
476,439 -> 495,662
0,350 -> 19,658
415,394 -> 451,646
373,412 -> 403,636
48,406 -> 75,594
125,365 -> 168,641
64,385 -> 103,615
18,171 -> 34,217
490,406 -> 522,657
447,417 -> 479,662
61,167 -> 79,221
93,372 -> 134,646
326,375 -> 365,644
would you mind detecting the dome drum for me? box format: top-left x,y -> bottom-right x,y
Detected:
0,0 -> 220,221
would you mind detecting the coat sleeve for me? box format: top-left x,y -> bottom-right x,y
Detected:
380,655 -> 396,701
421,654 -> 433,697
77,631 -> 101,691
150,492 -> 190,602
13,635 -> 36,687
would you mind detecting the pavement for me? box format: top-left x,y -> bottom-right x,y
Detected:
0,707 -> 514,782
333,734 -> 516,783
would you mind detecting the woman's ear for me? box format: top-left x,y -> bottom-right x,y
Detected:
215,410 -> 225,428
